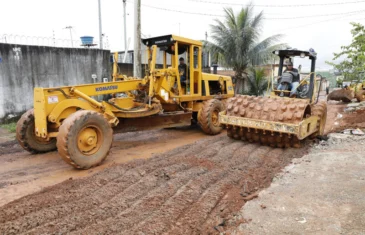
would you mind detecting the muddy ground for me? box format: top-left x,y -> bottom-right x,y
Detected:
0,127 -> 207,207
0,101 -> 363,234
0,135 -> 309,234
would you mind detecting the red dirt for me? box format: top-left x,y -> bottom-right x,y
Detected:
0,101 -> 362,234
324,102 -> 365,134
0,127 -> 207,207
0,134 -> 309,234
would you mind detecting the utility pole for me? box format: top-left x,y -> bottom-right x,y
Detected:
98,0 -> 103,49
133,0 -> 142,77
52,30 -> 56,47
123,0 -> 128,62
65,26 -> 73,47
205,31 -> 209,67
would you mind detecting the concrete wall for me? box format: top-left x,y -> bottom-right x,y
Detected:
0,43 -> 110,121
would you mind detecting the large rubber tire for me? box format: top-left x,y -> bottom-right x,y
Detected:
16,109 -> 57,153
56,110 -> 113,169
311,102 -> 327,137
355,90 -> 365,102
198,99 -> 225,135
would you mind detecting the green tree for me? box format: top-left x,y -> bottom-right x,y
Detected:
247,68 -> 268,96
205,7 -> 285,94
327,23 -> 365,81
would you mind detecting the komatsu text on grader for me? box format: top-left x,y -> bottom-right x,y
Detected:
16,35 -> 234,169
219,49 -> 327,147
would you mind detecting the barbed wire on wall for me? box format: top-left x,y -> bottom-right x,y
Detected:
0,34 -> 110,49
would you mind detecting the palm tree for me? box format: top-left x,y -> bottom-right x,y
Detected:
205,7 -> 285,94
247,68 -> 268,96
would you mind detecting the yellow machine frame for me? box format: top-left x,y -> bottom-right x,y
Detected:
34,35 -> 234,139
219,49 -> 325,141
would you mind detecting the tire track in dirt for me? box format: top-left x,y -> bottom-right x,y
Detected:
71,168 -> 222,234
158,144 -> 264,235
29,166 -> 204,235
0,136 -> 225,234
0,136 -> 309,235
81,141 -> 245,234
33,137 -> 228,234
201,147 -> 286,233
0,127 -> 209,207
0,134 -> 221,223
84,142 -> 241,234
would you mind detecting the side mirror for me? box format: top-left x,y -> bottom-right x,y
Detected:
298,65 -> 302,73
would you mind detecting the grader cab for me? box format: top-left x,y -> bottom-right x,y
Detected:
17,35 -> 234,169
219,49 -> 327,147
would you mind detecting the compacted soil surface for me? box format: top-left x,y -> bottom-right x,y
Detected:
0,128 -> 207,207
0,135 -> 309,234
0,100 -> 363,234
233,133 -> 365,234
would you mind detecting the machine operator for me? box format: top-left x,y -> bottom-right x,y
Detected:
178,57 -> 187,85
278,61 -> 300,97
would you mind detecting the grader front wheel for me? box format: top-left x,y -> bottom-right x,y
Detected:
16,109 -> 57,153
57,110 -> 113,169
198,99 -> 225,135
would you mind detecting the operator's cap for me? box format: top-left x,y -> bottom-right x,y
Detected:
286,61 -> 293,66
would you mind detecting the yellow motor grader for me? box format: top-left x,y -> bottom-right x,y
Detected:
219,49 -> 327,147
16,35 -> 234,169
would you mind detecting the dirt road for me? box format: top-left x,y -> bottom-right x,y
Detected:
0,101 -> 362,234
0,134 -> 309,234
0,127 -> 206,207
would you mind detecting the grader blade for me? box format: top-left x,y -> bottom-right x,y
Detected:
113,112 -> 193,133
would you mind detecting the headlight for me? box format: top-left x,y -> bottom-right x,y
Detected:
300,52 -> 305,58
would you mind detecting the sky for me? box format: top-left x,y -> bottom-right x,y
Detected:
1,0 -> 365,71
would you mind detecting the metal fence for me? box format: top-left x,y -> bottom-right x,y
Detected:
0,34 -> 109,49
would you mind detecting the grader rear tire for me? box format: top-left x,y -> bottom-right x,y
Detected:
57,110 -> 113,169
16,109 -> 57,153
198,99 -> 225,135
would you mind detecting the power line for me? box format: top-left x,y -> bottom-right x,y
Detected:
134,1 -> 224,17
137,2 -> 365,21
188,0 -> 365,7
273,10 -> 365,32
267,9 -> 365,20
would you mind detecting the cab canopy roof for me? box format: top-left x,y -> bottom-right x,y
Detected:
272,49 -> 317,59
142,35 -> 202,47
